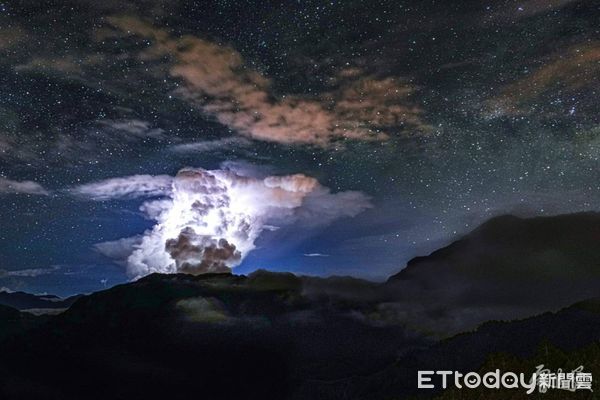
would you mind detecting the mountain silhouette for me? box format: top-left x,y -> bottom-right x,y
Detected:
0,212 -> 599,399
384,212 -> 600,334
0,290 -> 81,311
297,297 -> 600,399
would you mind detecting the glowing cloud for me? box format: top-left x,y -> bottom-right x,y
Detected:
89,168 -> 371,279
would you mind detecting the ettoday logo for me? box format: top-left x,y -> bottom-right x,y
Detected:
418,370 -> 538,394
418,365 -> 593,394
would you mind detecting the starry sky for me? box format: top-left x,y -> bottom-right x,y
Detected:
0,0 -> 598,296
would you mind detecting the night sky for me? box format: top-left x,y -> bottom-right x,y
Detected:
0,0 -> 598,296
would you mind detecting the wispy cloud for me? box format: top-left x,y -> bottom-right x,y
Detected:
171,137 -> 252,153
71,174 -> 173,200
97,119 -> 167,140
485,41 -> 600,118
488,0 -> 580,22
0,26 -> 26,50
0,266 -> 60,278
0,177 -> 49,195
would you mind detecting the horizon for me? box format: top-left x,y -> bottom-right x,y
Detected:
0,0 -> 598,296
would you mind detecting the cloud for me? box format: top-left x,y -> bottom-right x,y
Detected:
175,297 -> 230,323
14,55 -> 84,75
166,231 -> 240,274
94,236 -> 143,264
97,119 -> 167,140
171,137 -> 252,153
72,175 -> 172,200
0,266 -> 60,278
0,116 -> 168,166
0,177 -> 49,195
55,119 -> 168,160
303,253 -> 330,257
488,0 -> 580,22
0,26 -> 26,51
105,16 -> 427,146
485,42 -> 600,118
218,160 -> 277,178
92,167 -> 371,279
329,76 -> 427,131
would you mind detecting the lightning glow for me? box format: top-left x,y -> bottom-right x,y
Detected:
93,167 -> 371,279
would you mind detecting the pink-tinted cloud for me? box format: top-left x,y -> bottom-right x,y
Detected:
105,16 -> 428,146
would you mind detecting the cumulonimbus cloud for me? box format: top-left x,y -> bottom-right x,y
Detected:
0,177 -> 49,195
82,167 -> 371,279
103,16 -> 428,146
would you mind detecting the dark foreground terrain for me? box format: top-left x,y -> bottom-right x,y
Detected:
0,212 -> 599,399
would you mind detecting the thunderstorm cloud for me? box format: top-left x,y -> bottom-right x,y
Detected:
82,168 -> 371,279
